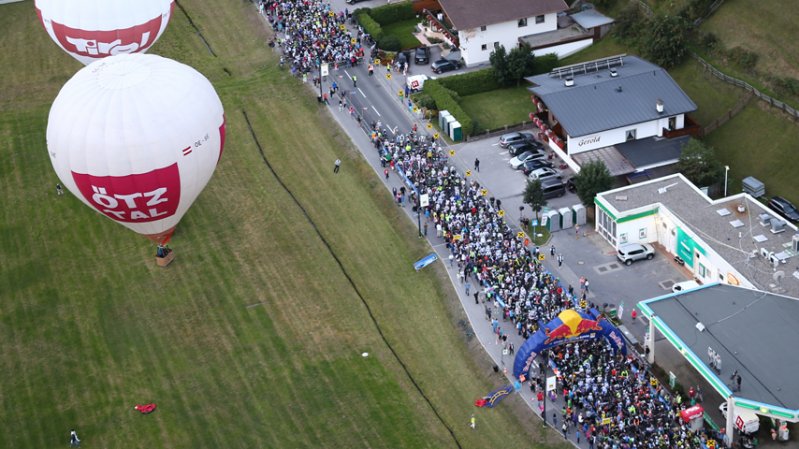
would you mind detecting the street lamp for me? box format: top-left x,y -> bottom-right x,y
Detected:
724,165 -> 730,197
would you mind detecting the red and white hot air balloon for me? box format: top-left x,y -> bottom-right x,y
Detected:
35,0 -> 175,65
46,53 -> 226,244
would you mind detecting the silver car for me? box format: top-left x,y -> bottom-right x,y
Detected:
617,243 -> 655,265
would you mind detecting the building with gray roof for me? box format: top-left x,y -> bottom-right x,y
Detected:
526,55 -> 699,173
639,283 -> 799,438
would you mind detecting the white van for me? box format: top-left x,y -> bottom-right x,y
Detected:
407,74 -> 428,92
719,402 -> 760,434
672,280 -> 700,293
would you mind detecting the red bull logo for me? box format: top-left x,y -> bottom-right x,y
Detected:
544,317 -> 603,345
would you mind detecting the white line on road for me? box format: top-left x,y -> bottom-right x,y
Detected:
390,126 -> 398,135
500,151 -> 509,155
358,88 -> 366,98
344,70 -> 352,80
492,143 -> 499,146
371,105 -> 382,116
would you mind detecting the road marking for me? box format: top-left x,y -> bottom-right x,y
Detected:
500,151 -> 509,155
371,105 -> 382,116
358,88 -> 366,98
344,70 -> 352,80
492,143 -> 499,147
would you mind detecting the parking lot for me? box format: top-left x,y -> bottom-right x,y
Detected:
449,132 -> 689,342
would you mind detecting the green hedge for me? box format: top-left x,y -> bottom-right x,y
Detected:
368,1 -> 416,26
424,79 -> 474,136
534,54 -> 559,75
356,11 -> 384,42
438,68 -> 500,96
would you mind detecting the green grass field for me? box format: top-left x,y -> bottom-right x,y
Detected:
460,85 -> 535,132
0,2 -> 569,448
381,18 -> 422,50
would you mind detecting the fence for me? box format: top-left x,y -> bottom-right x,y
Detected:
693,54 -> 799,122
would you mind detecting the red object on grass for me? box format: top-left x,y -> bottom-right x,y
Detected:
474,398 -> 487,407
135,403 -> 157,414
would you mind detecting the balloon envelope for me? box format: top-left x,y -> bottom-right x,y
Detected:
35,0 -> 174,65
47,53 -> 225,243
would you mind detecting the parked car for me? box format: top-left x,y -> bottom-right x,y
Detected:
431,58 -> 460,74
499,131 -> 535,149
566,178 -> 576,193
767,196 -> 799,222
672,280 -> 700,293
617,243 -> 655,266
509,150 -> 544,169
540,178 -> 566,199
345,0 -> 369,4
521,159 -> 554,175
508,140 -> 542,156
527,167 -> 562,182
414,46 -> 430,64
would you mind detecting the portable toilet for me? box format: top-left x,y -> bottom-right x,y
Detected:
449,121 -> 462,142
438,110 -> 451,130
572,204 -> 586,226
444,114 -> 457,136
559,207 -> 573,229
544,210 -> 560,232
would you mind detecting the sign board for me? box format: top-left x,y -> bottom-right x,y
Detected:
419,193 -> 429,208
465,170 -> 471,177
531,219 -> 538,226
546,375 -> 556,392
669,371 -> 677,389
320,63 -> 329,77
601,417 -> 612,426
413,253 -> 438,271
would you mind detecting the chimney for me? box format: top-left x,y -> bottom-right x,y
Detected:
564,77 -> 574,87
656,99 -> 664,114
609,68 -> 618,77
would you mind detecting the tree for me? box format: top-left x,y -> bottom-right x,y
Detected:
614,3 -> 647,42
489,45 -> 511,86
507,43 -> 537,85
644,14 -> 690,68
573,160 -> 614,207
677,138 -> 724,188
523,178 -> 547,221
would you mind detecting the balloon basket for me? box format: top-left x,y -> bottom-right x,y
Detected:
155,250 -> 175,267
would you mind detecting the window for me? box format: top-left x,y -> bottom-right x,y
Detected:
639,228 -> 647,239
625,129 -> 637,141
480,25 -> 487,31
619,232 -> 628,244
698,263 -> 708,278
518,18 -> 528,27
481,44 -> 487,51
493,42 -> 500,49
535,15 -> 545,24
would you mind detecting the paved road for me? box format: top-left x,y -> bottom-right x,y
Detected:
260,4 -> 698,444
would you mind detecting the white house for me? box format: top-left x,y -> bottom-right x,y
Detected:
594,174 -> 799,297
527,55 -> 699,174
435,0 -> 570,66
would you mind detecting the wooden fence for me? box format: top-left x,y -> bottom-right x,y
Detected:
693,54 -> 799,122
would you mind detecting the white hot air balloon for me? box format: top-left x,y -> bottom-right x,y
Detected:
35,0 -> 175,65
47,53 -> 226,244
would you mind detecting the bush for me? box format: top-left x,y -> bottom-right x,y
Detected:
411,92 -> 436,110
378,35 -> 402,51
679,0 -> 716,21
726,46 -> 758,72
696,31 -> 719,53
367,1 -> 416,25
533,53 -> 559,75
356,12 -> 384,42
438,68 -> 500,96
774,76 -> 799,97
424,79 -> 474,135
643,14 -> 690,68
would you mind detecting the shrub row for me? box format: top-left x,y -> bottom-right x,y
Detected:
438,68 -> 500,96
355,10 -> 384,42
424,79 -> 474,135
368,1 -> 416,26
